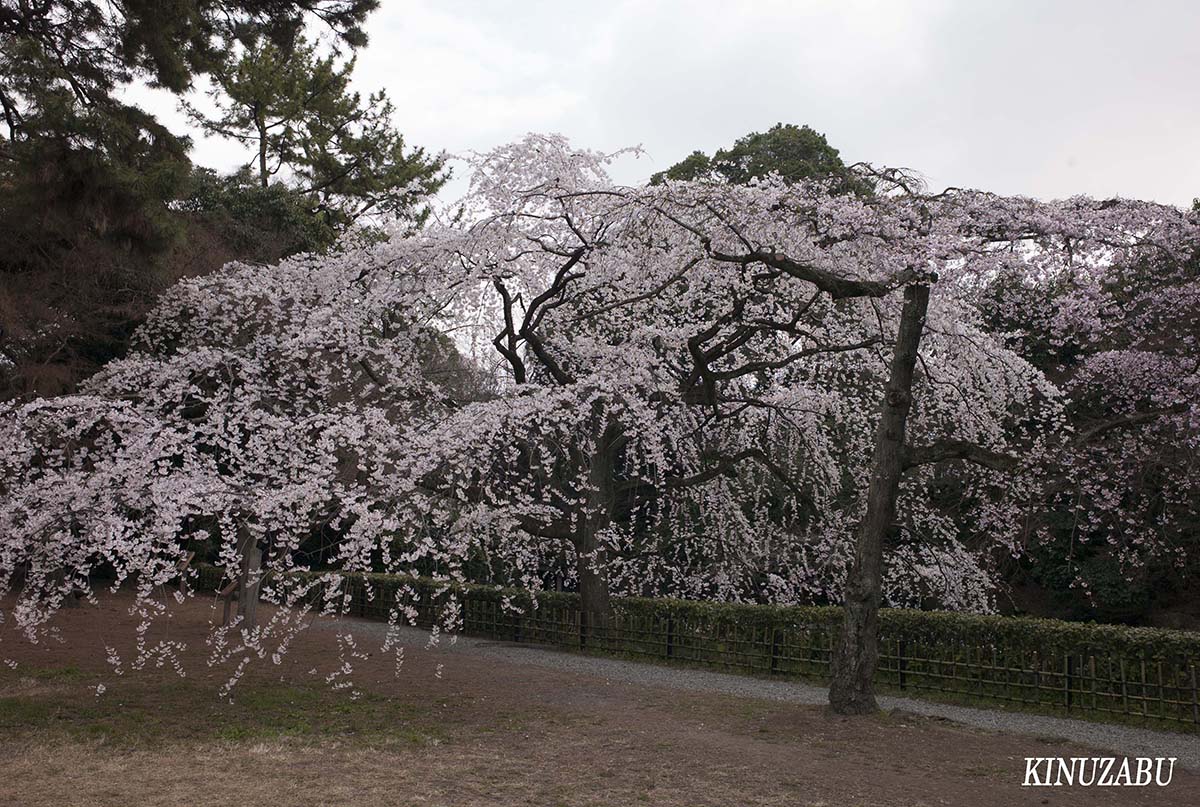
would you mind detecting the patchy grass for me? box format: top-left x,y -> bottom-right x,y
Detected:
3,596 -> 1195,807
25,665 -> 85,681
0,668 -> 445,749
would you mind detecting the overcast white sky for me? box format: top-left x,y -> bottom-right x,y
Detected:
161,0 -> 1200,207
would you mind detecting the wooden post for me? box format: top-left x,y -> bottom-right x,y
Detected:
1090,655 -> 1097,711
1158,660 -> 1165,720
1065,654 -> 1074,710
992,647 -> 999,699
1119,657 -> 1129,714
1140,657 -> 1149,717
1191,665 -> 1198,726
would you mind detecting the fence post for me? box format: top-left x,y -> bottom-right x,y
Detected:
769,626 -> 782,674
1141,656 -> 1149,717
1157,660 -> 1165,720
1089,654 -> 1097,711
1191,664 -> 1198,727
1065,654 -> 1074,710
898,639 -> 907,690
666,615 -> 675,660
1119,657 -> 1129,715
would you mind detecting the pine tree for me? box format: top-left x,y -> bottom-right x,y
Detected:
186,37 -> 447,232
651,123 -> 870,195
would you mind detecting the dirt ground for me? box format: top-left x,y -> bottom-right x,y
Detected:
1,594 -> 1195,807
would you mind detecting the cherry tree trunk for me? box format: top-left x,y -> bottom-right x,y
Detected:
829,283 -> 930,715
237,528 -> 262,630
576,425 -> 620,645
575,524 -> 612,645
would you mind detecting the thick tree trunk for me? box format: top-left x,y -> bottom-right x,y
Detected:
237,528 -> 262,630
575,524 -> 612,645
575,424 -> 621,645
829,283 -> 930,715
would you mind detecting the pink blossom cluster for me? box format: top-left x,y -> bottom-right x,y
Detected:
2,134 -> 1196,689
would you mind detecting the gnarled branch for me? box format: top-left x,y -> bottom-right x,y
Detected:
902,440 -> 1019,472
709,249 -> 912,300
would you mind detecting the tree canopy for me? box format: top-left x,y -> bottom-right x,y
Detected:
0,1 -> 448,401
3,135 -> 1195,706
0,1 -> 380,245
650,122 -> 870,195
184,35 -> 447,232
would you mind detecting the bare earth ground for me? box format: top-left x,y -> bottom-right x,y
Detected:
1,594 -> 1196,807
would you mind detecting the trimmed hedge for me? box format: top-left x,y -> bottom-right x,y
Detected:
195,565 -> 1200,729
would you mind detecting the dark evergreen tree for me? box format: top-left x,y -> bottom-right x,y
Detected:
651,122 -> 869,195
184,35 -> 447,232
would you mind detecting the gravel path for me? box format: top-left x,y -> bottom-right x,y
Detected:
320,615 -> 1200,771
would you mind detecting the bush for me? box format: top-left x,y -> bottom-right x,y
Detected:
196,565 -> 1200,729
177,168 -> 340,257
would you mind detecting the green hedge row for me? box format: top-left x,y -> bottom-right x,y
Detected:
195,564 -> 1200,727
195,564 -> 1200,659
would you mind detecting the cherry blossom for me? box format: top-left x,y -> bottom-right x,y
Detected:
2,135 -> 1196,700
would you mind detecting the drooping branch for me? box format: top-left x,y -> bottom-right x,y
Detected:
1074,404 -> 1187,444
902,440 -> 1019,473
663,448 -> 804,501
709,248 -> 912,300
563,258 -> 700,324
711,336 -> 882,381
513,513 -> 575,542
415,477 -> 574,542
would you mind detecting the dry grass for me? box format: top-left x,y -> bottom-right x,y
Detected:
1,596 -> 1195,807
